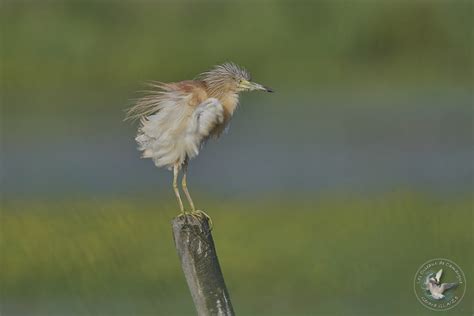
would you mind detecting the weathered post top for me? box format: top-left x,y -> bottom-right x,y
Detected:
172,215 -> 235,316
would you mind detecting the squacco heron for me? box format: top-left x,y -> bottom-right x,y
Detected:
126,62 -> 272,220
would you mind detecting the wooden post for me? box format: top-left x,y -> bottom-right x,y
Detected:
172,215 -> 235,316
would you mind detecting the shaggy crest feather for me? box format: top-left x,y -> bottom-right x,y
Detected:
199,62 -> 251,96
199,62 -> 251,82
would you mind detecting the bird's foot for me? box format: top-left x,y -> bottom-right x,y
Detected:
176,210 -> 189,221
190,209 -> 213,231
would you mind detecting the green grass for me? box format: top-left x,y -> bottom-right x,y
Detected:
1,194 -> 472,315
2,1 -> 472,119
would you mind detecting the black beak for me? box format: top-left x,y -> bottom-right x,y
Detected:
264,86 -> 274,93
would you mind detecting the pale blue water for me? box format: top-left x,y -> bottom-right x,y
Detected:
2,91 -> 472,197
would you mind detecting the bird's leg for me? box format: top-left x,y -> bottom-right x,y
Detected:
181,161 -> 213,230
173,163 -> 185,215
181,162 -> 196,212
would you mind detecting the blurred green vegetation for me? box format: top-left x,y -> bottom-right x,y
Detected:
1,1 -> 473,118
1,2 -> 473,315
1,194 -> 472,315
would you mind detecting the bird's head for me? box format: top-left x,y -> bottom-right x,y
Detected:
428,275 -> 439,285
200,62 -> 273,96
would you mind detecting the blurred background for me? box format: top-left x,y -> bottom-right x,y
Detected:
1,1 -> 472,315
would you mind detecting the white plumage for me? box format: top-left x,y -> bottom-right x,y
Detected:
136,97 -> 224,169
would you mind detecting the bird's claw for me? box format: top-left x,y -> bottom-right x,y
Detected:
176,210 -> 189,221
190,210 -> 213,231
176,210 -> 213,231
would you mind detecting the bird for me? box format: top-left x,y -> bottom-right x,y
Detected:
425,269 -> 458,300
126,62 -> 273,222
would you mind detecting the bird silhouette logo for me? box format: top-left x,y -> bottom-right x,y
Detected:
424,269 -> 458,300
414,258 -> 466,311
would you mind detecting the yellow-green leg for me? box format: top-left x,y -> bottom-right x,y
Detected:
173,163 -> 185,215
181,163 -> 196,211
181,162 -> 213,229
